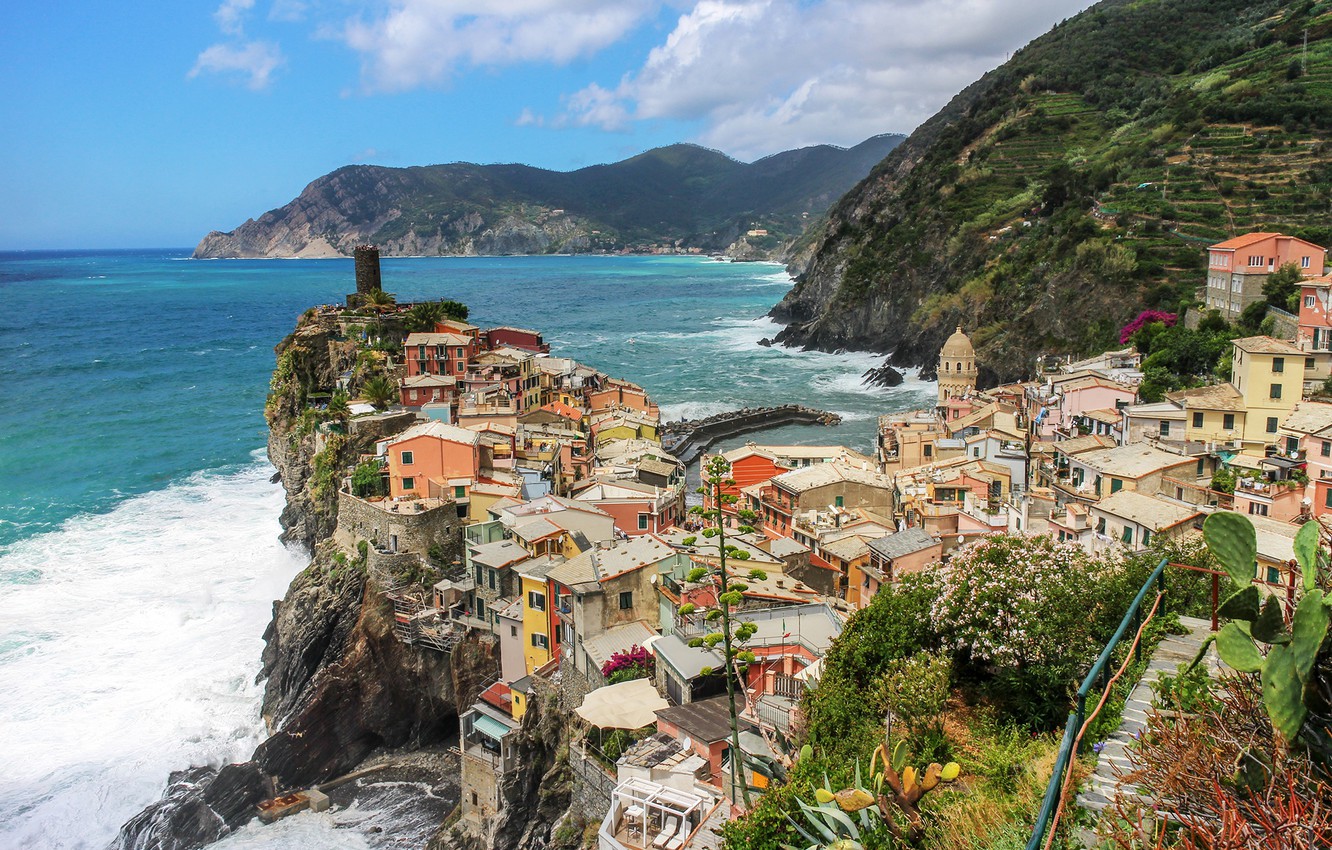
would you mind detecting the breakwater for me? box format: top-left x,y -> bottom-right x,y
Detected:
662,405 -> 842,465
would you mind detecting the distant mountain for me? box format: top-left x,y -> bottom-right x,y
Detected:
192,135 -> 904,259
772,0 -> 1332,382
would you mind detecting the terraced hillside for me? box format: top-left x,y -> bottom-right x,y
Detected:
772,0 -> 1332,382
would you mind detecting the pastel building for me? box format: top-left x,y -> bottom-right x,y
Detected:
1229,336 -> 1305,450
1204,232 -> 1325,321
937,327 -> 978,407
386,421 -> 481,502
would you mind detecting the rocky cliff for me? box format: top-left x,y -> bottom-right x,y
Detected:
115,311 -> 499,850
773,0 -> 1332,382
193,137 -> 903,260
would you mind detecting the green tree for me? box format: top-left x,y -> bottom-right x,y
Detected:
683,455 -> 769,807
360,374 -> 397,409
1262,262 -> 1304,309
351,459 -> 385,497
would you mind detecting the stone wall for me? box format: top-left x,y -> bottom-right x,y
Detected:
348,411 -> 418,443
567,741 -> 616,823
337,490 -> 464,564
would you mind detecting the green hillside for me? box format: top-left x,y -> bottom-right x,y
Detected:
193,136 -> 903,258
772,0 -> 1332,381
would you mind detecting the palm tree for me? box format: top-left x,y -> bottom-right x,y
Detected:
360,375 -> 397,409
362,288 -> 396,311
404,301 -> 445,333
326,390 -> 351,422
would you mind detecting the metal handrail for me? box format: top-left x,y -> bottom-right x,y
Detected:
1025,557 -> 1168,850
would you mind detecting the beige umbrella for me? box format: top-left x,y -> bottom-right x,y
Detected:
575,678 -> 669,729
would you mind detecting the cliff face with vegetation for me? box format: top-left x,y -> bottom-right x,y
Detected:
116,311 -> 502,850
773,0 -> 1332,381
193,136 -> 902,260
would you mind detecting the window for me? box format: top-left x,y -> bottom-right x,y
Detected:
1309,358 -> 1318,368
1308,295 -> 1317,308
1110,478 -> 1123,493
409,389 -> 418,401
923,445 -> 933,458
1268,567 -> 1282,584
1160,421 -> 1170,437
488,569 -> 496,590
528,590 -> 546,611
1223,414 -> 1236,430
1303,255 -> 1312,269
1121,526 -> 1133,545
456,361 -> 465,373
475,564 -> 483,584
1192,412 -> 1204,428
618,591 -> 633,610
510,625 -> 518,637
835,495 -> 844,508
1096,517 -> 1107,535
1196,458 -> 1205,476
455,485 -> 466,499
1249,254 -> 1263,267
1324,441 -> 1331,458
476,598 -> 486,618
637,514 -> 649,530
531,633 -> 549,649
1249,502 -> 1270,517
1271,383 -> 1283,400
401,476 -> 415,491
1273,357 -> 1285,373
1142,529 -> 1152,546
400,450 -> 414,465
1325,488 -> 1332,509
456,347 -> 465,358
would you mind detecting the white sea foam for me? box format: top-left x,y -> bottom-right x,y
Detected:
659,400 -> 736,421
0,455 -> 306,850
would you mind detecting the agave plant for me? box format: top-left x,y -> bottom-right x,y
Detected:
783,741 -> 961,849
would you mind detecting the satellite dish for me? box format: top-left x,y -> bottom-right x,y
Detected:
682,735 -> 693,750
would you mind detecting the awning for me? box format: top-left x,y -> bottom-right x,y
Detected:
473,712 -> 513,741
575,678 -> 669,729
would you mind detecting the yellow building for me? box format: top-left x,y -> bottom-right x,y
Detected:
1230,336 -> 1305,450
516,561 -> 559,675
590,410 -> 659,446
1169,383 -> 1248,448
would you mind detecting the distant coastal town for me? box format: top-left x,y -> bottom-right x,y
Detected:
245,231 -> 1332,846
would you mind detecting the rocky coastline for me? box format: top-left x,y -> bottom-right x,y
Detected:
114,310 -> 573,850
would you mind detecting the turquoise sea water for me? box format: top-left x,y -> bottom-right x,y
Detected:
0,250 -> 935,849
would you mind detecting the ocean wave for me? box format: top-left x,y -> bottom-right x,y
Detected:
0,456 -> 306,849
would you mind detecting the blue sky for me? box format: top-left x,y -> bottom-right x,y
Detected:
0,0 -> 1095,250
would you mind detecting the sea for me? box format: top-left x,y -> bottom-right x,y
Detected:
0,249 -> 935,849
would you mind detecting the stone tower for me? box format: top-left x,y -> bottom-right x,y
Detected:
354,245 -> 382,295
937,326 -> 978,404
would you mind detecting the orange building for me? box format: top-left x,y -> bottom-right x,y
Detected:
385,421 -> 481,500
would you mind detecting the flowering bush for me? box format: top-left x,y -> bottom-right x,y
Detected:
601,644 -> 654,684
931,534 -> 1139,727
1119,309 -> 1177,344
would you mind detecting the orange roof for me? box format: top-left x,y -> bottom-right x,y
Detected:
540,401 -> 584,421
1210,232 -> 1324,251
479,681 -> 513,715
1210,232 -> 1279,250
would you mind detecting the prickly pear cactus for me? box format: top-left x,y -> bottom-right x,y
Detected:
1200,512 -> 1331,742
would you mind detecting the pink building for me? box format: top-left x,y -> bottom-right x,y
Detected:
1032,374 -> 1136,439
1279,402 -> 1332,517
1205,232 -> 1326,321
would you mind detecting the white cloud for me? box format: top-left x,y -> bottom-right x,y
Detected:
563,0 -> 1096,159
189,41 -> 286,90
214,0 -> 256,36
340,0 -> 656,92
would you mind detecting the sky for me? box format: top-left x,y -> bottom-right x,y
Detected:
0,0 -> 1097,250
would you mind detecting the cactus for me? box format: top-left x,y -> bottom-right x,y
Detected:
1199,512 -> 1331,743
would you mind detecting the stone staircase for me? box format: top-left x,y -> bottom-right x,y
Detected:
1076,615 -> 1220,816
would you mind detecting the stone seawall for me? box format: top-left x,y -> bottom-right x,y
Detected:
662,405 -> 842,465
